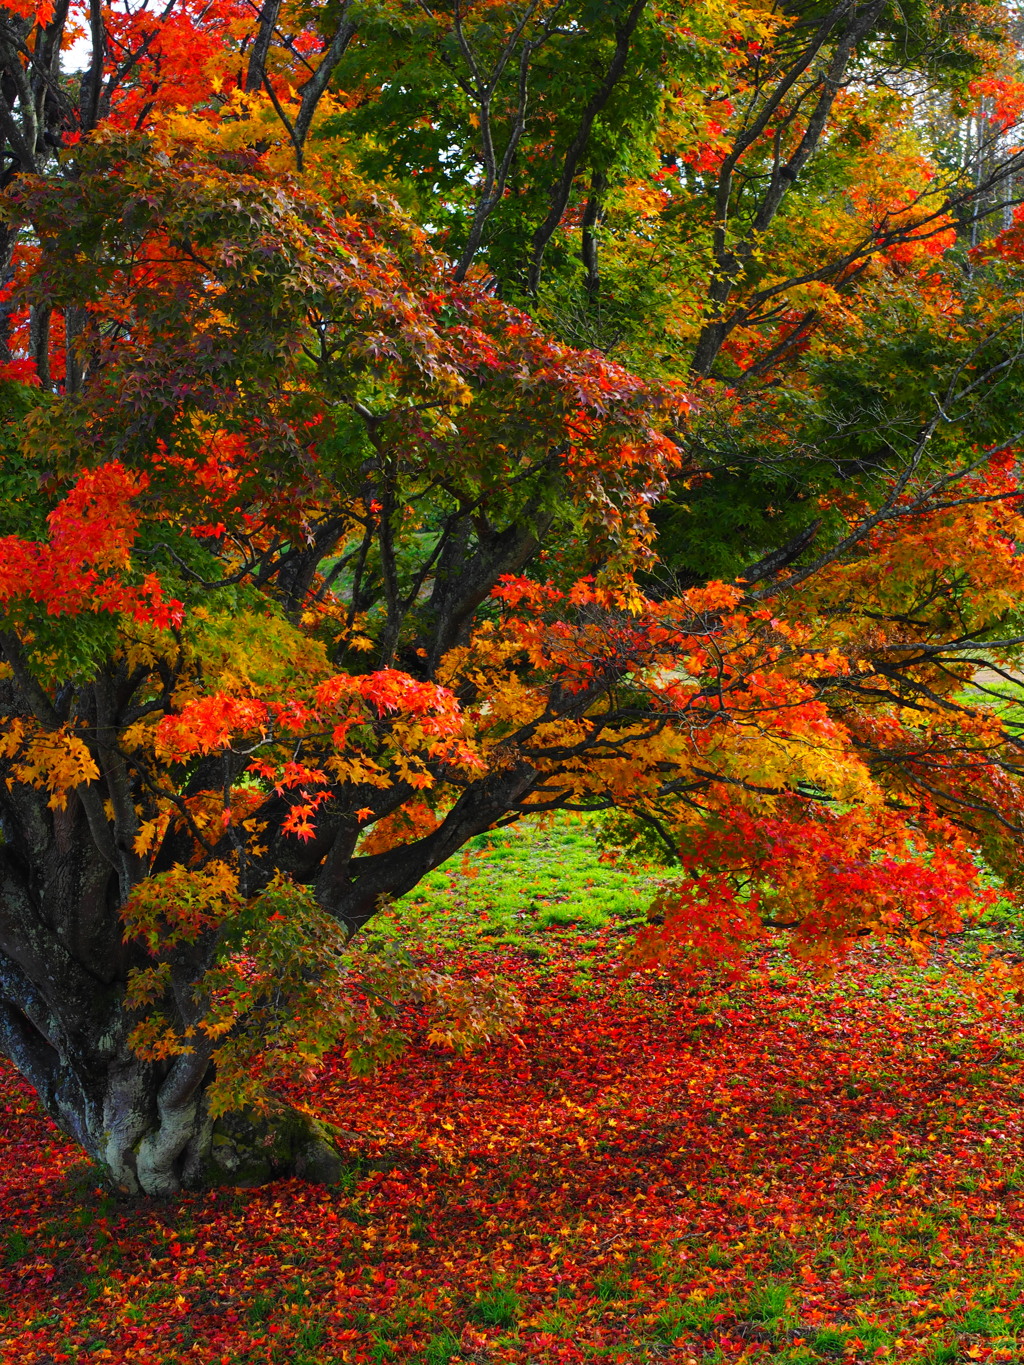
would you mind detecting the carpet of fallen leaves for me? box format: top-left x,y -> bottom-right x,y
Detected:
4,933 -> 1024,1364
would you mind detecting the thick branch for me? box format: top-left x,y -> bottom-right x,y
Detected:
525,0 -> 647,294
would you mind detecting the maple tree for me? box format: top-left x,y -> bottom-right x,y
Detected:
3,0 -> 1024,1197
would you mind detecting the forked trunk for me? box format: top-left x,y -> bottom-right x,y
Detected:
3,1007 -> 346,1195
0,802 -> 346,1196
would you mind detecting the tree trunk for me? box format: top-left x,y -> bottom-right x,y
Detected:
1,992 -> 347,1195
0,768 -> 348,1197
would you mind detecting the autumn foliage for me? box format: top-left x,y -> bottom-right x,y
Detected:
5,908 -> 1024,1363
3,0 -> 1024,1197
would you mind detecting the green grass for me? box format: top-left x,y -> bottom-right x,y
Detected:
468,1286 -> 522,1328
420,1329 -> 461,1364
374,813 -> 662,949
746,1279 -> 793,1323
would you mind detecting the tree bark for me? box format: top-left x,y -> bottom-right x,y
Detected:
0,981 -> 346,1194
0,739 -> 349,1196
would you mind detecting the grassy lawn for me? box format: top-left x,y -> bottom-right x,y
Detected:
376,814 -> 659,950
4,816 -> 1024,1363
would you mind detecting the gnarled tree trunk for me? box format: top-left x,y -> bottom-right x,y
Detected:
0,770 -> 350,1196
1,975 -> 346,1196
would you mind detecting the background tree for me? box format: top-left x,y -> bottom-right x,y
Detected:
3,0 -> 1024,1195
